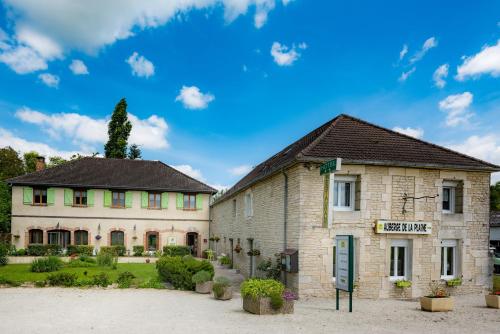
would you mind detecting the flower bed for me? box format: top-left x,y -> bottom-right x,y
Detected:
240,279 -> 295,315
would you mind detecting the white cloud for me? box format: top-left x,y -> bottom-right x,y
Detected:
438,92 -> 474,127
433,63 -> 449,88
0,45 -> 47,74
69,59 -> 89,75
270,41 -> 306,66
16,26 -> 63,60
254,0 -> 275,29
175,86 -> 214,110
410,37 -> 438,63
455,39 -> 500,80
172,164 -> 204,180
392,126 -> 424,139
14,106 -> 169,150
38,73 -> 60,88
399,44 -> 408,60
126,52 -> 155,78
398,67 -> 416,82
229,164 -> 252,176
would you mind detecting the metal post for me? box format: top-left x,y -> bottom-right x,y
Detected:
336,289 -> 339,310
349,292 -> 352,313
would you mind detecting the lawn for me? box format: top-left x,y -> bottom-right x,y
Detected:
0,263 -> 159,286
494,274 -> 500,292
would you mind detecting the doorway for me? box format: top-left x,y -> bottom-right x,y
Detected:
146,231 -> 159,252
186,232 -> 199,257
47,230 -> 71,248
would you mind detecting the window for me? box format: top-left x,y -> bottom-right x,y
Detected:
442,185 -> 455,213
149,192 -> 161,209
333,176 -> 356,211
183,193 -> 196,210
244,191 -> 253,218
74,189 -> 87,206
112,191 -> 125,208
442,180 -> 464,214
390,240 -> 410,280
47,230 -> 71,248
441,240 -> 457,280
110,231 -> 124,246
29,229 -> 43,244
33,188 -> 47,205
74,230 -> 88,245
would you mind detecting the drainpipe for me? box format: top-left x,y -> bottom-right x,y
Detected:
282,169 -> 288,286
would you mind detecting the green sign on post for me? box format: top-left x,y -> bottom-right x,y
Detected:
320,158 -> 342,175
335,235 -> 354,312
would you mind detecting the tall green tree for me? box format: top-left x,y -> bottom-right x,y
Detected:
128,144 -> 142,160
104,98 -> 132,159
47,156 -> 68,168
491,181 -> 500,211
23,151 -> 40,173
0,147 -> 24,233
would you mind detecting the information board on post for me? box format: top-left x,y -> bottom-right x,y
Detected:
335,235 -> 354,312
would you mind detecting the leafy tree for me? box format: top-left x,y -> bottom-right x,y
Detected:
104,98 -> 132,159
0,147 -> 24,179
47,156 -> 68,168
0,183 -> 11,232
23,151 -> 40,173
128,144 -> 142,160
491,182 -> 500,211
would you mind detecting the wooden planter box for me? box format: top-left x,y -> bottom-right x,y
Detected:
485,295 -> 500,309
213,287 -> 233,300
243,296 -> 294,315
195,281 -> 213,294
420,296 -> 454,312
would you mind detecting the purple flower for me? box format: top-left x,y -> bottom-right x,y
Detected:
95,235 -> 102,240
282,290 -> 297,301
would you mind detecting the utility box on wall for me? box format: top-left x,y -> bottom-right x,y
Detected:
281,249 -> 298,273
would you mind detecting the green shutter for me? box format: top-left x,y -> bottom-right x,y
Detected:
125,191 -> 133,208
47,188 -> 55,205
87,189 -> 95,206
161,192 -> 169,209
64,188 -> 73,206
23,187 -> 33,204
176,193 -> 183,209
141,191 -> 148,208
196,194 -> 203,210
104,190 -> 112,207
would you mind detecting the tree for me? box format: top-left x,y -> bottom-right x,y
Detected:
491,182 -> 500,211
23,151 -> 40,173
47,156 -> 68,168
104,98 -> 132,159
128,144 -> 142,160
0,147 -> 24,179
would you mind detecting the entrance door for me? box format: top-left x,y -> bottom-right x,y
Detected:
186,232 -> 198,257
146,232 -> 159,251
47,230 -> 71,248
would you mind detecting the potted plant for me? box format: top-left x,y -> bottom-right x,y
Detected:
246,249 -> 261,256
234,244 -> 242,253
219,255 -> 232,269
214,236 -> 220,242
420,281 -> 454,312
485,289 -> 500,309
446,278 -> 462,287
394,279 -> 412,288
212,276 -> 232,300
192,270 -> 213,294
95,235 -> 102,240
241,279 -> 294,315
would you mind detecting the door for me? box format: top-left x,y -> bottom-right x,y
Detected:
186,232 -> 198,257
146,232 -> 159,251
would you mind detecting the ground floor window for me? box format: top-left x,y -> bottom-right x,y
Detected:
47,230 -> 71,248
146,232 -> 159,251
75,230 -> 89,245
110,231 -> 124,246
441,239 -> 457,279
29,229 -> 43,244
390,239 -> 410,280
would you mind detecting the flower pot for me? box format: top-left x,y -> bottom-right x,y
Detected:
242,296 -> 294,315
485,294 -> 500,309
213,286 -> 233,300
195,281 -> 213,294
420,296 -> 454,312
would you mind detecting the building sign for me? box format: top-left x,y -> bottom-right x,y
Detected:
335,235 -> 354,292
167,236 -> 177,245
320,158 -> 342,175
375,220 -> 432,235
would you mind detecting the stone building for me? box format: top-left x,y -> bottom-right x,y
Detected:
7,157 -> 216,256
210,114 -> 499,299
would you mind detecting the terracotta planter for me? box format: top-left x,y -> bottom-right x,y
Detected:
213,286 -> 233,300
195,281 -> 213,294
485,294 -> 500,309
242,296 -> 294,315
420,296 -> 454,312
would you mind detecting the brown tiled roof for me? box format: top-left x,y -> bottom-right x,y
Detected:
6,157 -> 216,193
215,114 -> 499,203
491,211 -> 500,227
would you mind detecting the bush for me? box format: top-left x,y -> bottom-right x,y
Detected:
219,255 -> 231,266
192,270 -> 212,284
270,292 -> 284,310
92,272 -> 111,287
116,271 -> 136,288
212,276 -> 231,298
67,256 -> 96,268
157,256 -> 214,290
31,256 -> 64,272
163,245 -> 190,257
47,272 -> 78,287
67,245 -> 94,256
0,243 -> 8,266
27,244 -> 47,256
133,245 -> 144,257
240,279 -> 285,299
34,280 -> 46,287
46,244 -> 62,256
16,248 -> 26,256
0,276 -> 20,287
138,277 -> 165,289
97,250 -> 118,268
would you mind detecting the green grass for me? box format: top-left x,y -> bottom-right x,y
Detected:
0,263 -> 160,287
494,274 -> 500,292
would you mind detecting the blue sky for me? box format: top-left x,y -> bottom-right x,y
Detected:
0,0 -> 499,188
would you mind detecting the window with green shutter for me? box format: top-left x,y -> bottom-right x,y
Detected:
141,191 -> 148,208
176,193 -> 183,209
125,191 -> 133,208
87,190 -> 95,207
104,190 -> 112,207
47,188 -> 55,205
196,194 -> 203,210
64,189 -> 73,206
161,192 -> 169,209
23,187 -> 33,204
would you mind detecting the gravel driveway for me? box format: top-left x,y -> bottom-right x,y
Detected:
0,288 -> 498,334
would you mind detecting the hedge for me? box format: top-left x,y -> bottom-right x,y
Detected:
0,243 -> 8,266
27,244 -> 63,256
157,255 -> 214,290
99,245 -> 126,256
133,245 -> 144,257
162,245 -> 190,257
67,245 -> 94,256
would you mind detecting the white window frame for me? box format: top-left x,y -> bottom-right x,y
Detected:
244,191 -> 253,219
442,181 -> 457,214
390,239 -> 410,281
440,239 -> 457,280
333,175 -> 356,212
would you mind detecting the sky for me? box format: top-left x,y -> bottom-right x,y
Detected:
0,0 -> 499,189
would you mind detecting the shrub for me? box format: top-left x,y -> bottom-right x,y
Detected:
27,244 -> 47,256
0,243 -> 8,266
34,280 -> 46,287
67,258 -> 96,268
219,255 -> 231,266
16,249 -> 26,256
116,271 -> 136,288
133,245 -> 144,257
257,254 -> 282,280
97,250 -> 118,268
240,279 -> 285,299
212,276 -> 231,298
163,245 -> 190,257
156,256 -> 214,290
46,244 -> 62,256
192,270 -> 212,284
138,277 -> 165,289
270,292 -> 284,310
67,245 -> 94,256
92,272 -> 111,287
0,276 -> 21,287
47,272 -> 78,287
31,256 -> 64,272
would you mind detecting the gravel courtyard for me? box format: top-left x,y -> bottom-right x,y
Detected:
0,288 -> 498,334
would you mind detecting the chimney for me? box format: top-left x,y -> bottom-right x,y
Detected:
36,156 -> 46,171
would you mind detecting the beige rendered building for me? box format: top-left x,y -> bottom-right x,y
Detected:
7,157 -> 216,256
210,114 -> 499,299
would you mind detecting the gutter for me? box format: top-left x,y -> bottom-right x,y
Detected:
282,168 -> 288,286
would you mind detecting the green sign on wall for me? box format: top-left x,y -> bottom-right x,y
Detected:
320,158 -> 342,175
